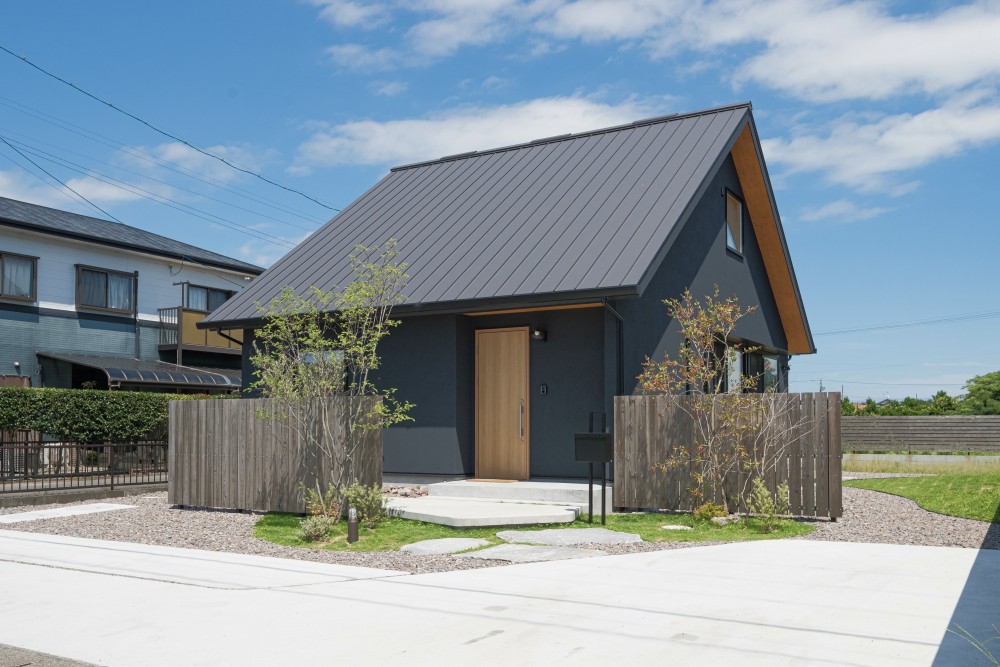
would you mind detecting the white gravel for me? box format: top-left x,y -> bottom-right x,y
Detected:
1,473 -> 995,574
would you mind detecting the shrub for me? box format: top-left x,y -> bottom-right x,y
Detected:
693,501 -> 727,521
749,478 -> 790,533
0,387 -> 218,442
304,486 -> 340,519
344,482 -> 386,529
298,515 -> 336,542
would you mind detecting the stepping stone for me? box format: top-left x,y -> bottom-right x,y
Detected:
456,544 -> 605,563
399,538 -> 491,555
661,525 -> 693,531
0,503 -> 135,524
496,527 -> 642,546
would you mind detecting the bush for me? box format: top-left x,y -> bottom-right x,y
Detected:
304,486 -> 340,519
693,501 -> 727,521
0,387 -> 216,442
298,515 -> 336,542
344,482 -> 386,529
749,478 -> 790,533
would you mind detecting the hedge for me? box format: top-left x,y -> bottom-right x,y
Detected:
0,388 -> 221,443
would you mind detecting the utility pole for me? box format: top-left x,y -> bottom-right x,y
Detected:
819,378 -> 825,392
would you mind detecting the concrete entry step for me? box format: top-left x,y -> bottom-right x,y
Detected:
386,496 -> 579,528
426,479 -> 613,513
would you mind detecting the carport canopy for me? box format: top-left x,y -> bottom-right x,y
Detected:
36,352 -> 241,390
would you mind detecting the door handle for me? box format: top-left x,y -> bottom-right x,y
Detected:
519,400 -> 524,440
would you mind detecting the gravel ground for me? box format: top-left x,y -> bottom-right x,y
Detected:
1,473 -> 995,574
800,472 -> 999,549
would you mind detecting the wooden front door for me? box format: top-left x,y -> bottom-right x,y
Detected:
475,327 -> 529,480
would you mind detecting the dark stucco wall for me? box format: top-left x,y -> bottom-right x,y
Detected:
610,154 -> 789,396
375,307 -> 605,478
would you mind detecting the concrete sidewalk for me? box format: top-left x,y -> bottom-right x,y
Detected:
0,532 -> 995,666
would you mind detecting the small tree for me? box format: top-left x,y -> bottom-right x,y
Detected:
638,286 -> 806,514
250,240 -> 413,516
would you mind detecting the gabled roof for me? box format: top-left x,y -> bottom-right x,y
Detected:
0,196 -> 262,274
204,102 -> 813,353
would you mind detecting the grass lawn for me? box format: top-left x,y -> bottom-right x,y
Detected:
844,458 -> 1000,475
845,472 -> 1000,523
254,511 -> 814,552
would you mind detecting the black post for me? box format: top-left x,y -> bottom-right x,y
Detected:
601,462 -> 607,525
588,462 -> 594,523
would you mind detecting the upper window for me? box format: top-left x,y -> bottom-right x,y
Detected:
726,191 -> 743,254
762,354 -> 780,391
0,252 -> 37,301
186,285 -> 233,312
76,265 -> 135,314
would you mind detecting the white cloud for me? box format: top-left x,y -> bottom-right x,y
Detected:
292,95 -> 658,169
372,80 -> 409,96
798,199 -> 889,223
309,0 -> 389,27
325,43 -> 403,71
63,176 -> 145,203
236,232 -> 310,268
763,97 -> 1000,189
0,169 -> 77,208
146,142 -> 267,184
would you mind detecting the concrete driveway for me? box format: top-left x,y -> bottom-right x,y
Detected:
0,530 -> 995,666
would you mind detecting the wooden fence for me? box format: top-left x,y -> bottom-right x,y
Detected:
168,398 -> 382,513
842,416 -> 1000,453
614,392 -> 842,518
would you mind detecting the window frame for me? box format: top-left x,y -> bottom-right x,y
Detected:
0,251 -> 38,303
184,283 -> 235,313
725,189 -> 744,255
75,264 -> 137,315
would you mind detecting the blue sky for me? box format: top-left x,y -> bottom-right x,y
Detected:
2,1 -> 999,400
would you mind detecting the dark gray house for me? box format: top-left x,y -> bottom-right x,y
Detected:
202,102 -> 814,479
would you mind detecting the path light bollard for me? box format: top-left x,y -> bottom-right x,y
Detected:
347,507 -> 359,543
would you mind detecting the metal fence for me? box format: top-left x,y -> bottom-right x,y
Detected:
0,432 -> 167,494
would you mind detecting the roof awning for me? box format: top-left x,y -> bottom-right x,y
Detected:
37,353 -> 241,389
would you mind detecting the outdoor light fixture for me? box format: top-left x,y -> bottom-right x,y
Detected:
530,329 -> 547,341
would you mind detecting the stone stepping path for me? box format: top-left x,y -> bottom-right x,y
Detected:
661,525 -> 693,531
496,527 -> 642,546
0,503 -> 135,525
456,544 -> 605,563
399,538 -> 490,555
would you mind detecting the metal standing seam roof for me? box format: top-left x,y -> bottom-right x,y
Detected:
36,352 -> 242,388
0,196 -> 263,275
204,103 -> 753,328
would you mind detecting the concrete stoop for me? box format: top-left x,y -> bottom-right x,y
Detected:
426,479 -> 614,513
385,496 -> 580,528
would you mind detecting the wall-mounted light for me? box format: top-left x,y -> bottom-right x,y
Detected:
13,362 -> 20,374
530,329 -> 547,342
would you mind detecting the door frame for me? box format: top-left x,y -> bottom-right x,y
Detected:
474,326 -> 530,480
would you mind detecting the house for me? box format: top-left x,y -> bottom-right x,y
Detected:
202,102 -> 815,478
0,196 -> 263,392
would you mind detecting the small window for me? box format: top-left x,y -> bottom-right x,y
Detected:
0,252 -> 37,301
727,348 -> 743,393
726,191 -> 743,253
186,285 -> 233,312
76,265 -> 135,314
762,354 -> 780,391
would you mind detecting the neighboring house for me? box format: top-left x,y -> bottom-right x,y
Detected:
0,196 -> 263,392
203,102 -> 815,478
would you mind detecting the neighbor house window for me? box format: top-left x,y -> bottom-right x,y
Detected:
726,191 -> 743,253
186,285 -> 233,312
0,252 -> 37,301
76,265 -> 135,314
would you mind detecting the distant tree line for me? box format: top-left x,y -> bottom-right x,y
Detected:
841,370 -> 1000,416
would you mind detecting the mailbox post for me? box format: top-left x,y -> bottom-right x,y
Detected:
574,412 -> 613,525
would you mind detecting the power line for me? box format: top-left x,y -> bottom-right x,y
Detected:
795,378 -> 964,387
0,43 -> 338,211
3,134 -> 317,233
0,134 -> 122,222
815,308 -> 1000,336
0,95 -> 329,222
0,138 -> 298,249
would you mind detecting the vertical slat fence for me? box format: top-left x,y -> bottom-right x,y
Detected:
614,392 -> 842,519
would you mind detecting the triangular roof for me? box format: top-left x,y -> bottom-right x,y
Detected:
205,103 -> 813,353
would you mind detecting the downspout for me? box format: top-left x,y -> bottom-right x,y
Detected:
133,271 -> 140,360
602,298 -> 625,396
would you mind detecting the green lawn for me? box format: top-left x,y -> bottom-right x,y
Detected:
254,511 -> 814,552
845,472 -> 1000,523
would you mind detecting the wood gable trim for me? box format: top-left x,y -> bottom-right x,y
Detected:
730,123 -> 814,355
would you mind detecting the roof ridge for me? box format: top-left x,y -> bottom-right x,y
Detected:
390,101 -> 751,172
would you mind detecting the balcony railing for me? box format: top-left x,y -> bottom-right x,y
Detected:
157,307 -> 241,351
